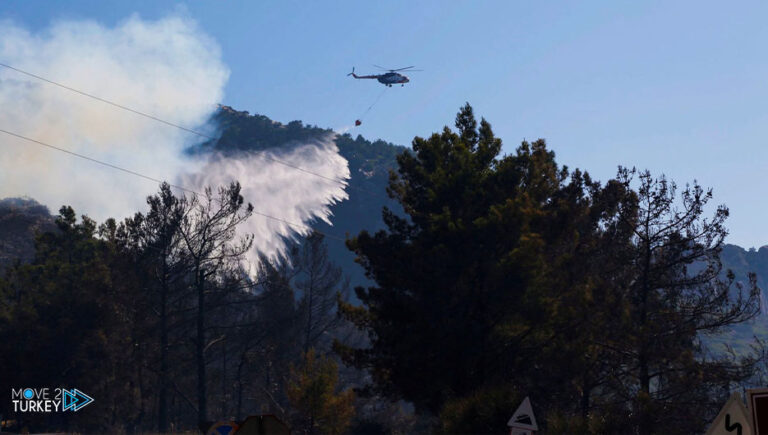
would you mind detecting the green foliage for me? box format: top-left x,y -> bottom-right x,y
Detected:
207,106 -> 331,154
590,169 -> 761,433
0,207 -> 134,432
439,384 -> 522,435
338,103 -> 764,433
1,104 -> 766,433
0,197 -> 56,271
0,185 -> 358,433
338,103 -> 616,420
286,349 -> 355,435
206,106 -> 402,173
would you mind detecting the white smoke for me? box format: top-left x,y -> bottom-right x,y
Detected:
0,15 -> 350,264
0,15 -> 224,217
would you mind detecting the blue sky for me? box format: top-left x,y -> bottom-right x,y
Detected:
3,1 -> 768,247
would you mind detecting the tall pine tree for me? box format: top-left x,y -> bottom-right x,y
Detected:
336,104 -> 617,423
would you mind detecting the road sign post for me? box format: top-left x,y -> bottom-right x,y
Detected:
747,389 -> 768,435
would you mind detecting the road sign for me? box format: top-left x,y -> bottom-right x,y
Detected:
748,389 -> 768,435
706,392 -> 752,435
206,421 -> 238,435
507,396 -> 538,433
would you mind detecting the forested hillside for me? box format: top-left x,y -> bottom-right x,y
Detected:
0,107 -> 403,285
0,197 -> 55,270
6,107 -> 767,297
1,105 -> 768,433
722,244 -> 768,307
204,106 -> 403,287
0,107 -> 413,433
717,245 -> 768,351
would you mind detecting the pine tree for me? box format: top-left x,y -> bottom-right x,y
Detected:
336,104 -> 611,419
177,182 -> 254,424
116,183 -> 192,433
287,349 -> 355,435
295,232 -> 349,353
0,207 -> 134,432
602,168 -> 761,433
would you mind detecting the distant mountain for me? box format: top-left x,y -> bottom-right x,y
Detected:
0,107 -> 404,287
203,106 -> 405,288
5,106 -> 768,357
720,244 -> 768,323
0,197 -> 55,271
714,244 -> 768,353
5,107 -> 768,317
721,244 -> 768,308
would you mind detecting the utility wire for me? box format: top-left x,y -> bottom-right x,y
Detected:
0,61 -> 382,193
0,128 -> 347,242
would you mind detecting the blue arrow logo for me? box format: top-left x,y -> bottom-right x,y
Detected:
62,388 -> 94,412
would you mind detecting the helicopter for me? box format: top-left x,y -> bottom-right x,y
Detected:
347,65 -> 421,87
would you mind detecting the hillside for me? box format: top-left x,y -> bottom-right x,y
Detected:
0,197 -> 56,271
0,107 -> 405,287
721,244 -> 768,303
3,108 -> 766,317
203,106 -> 405,288
714,244 -> 768,352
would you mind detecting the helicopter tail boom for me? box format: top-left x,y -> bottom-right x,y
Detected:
347,67 -> 377,79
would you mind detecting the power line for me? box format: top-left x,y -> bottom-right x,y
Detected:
0,61 -> 370,190
0,128 -> 347,242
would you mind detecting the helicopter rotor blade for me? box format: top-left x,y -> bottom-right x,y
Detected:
373,65 -> 419,72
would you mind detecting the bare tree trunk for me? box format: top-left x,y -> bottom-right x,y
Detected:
580,377 -> 591,419
304,281 -> 314,354
236,354 -> 246,420
158,259 -> 169,433
196,267 -> 207,424
638,232 -> 652,435
221,337 -> 228,418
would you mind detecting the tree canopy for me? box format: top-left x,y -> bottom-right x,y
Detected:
0,104 -> 764,434
338,104 -> 762,433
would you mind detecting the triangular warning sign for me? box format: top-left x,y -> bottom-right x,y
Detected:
705,392 -> 753,435
507,396 -> 538,430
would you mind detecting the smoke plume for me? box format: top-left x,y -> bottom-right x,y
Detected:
0,15 -> 350,264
